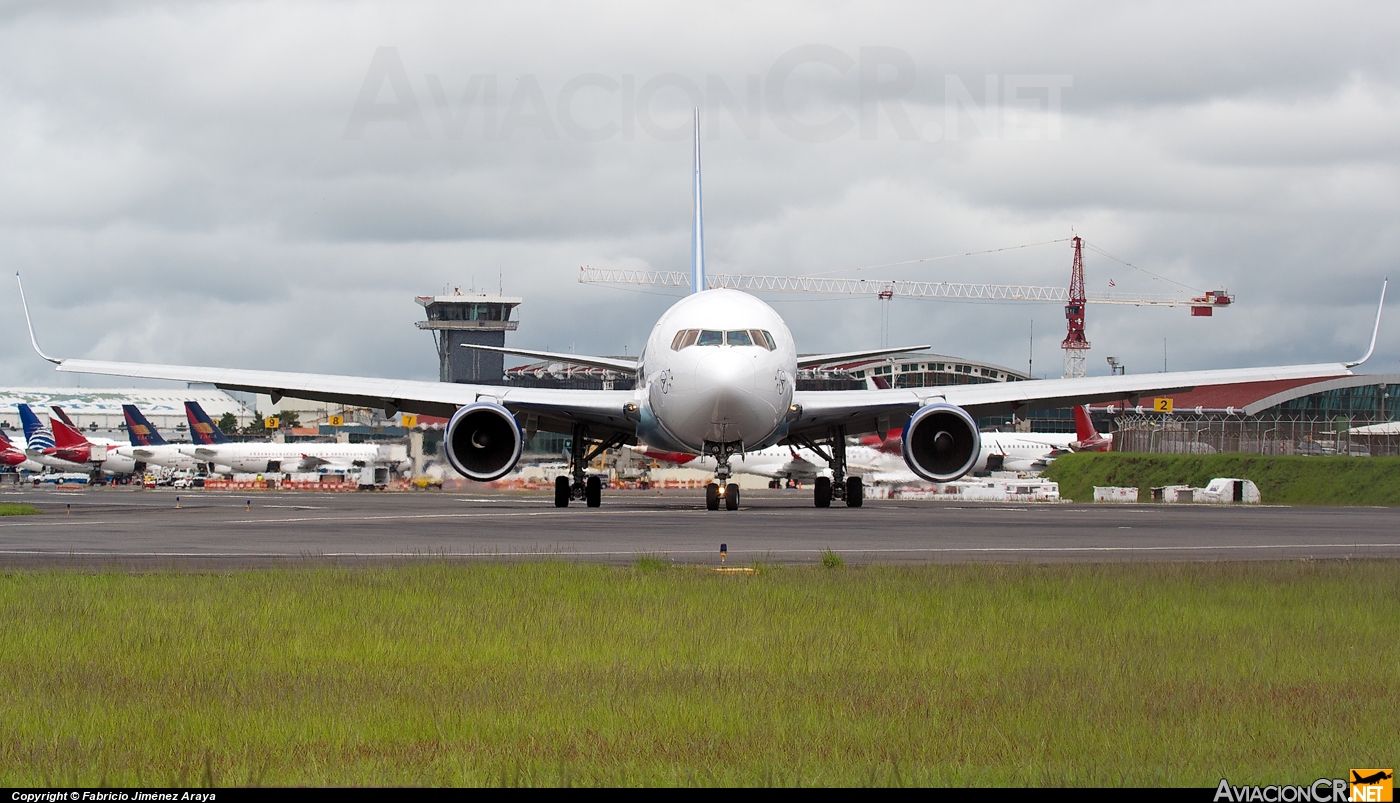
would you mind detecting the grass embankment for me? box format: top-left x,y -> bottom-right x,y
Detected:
2,562 -> 1397,786
1043,452 -> 1400,505
0,503 -> 40,516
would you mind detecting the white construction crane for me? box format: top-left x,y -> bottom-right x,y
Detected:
579,240 -> 1234,379
577,266 -> 1232,309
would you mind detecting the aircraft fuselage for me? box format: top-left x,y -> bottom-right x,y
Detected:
636,289 -> 796,455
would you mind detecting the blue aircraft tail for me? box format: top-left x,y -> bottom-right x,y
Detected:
123,405 -> 168,446
16,404 -> 54,450
185,402 -> 231,444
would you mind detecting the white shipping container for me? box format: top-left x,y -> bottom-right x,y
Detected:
1094,486 -> 1139,503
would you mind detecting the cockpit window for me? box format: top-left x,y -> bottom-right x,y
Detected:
670,329 -> 700,350
672,328 -> 776,350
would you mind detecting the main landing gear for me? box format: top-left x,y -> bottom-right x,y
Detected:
793,425 -> 863,508
703,439 -> 742,511
554,424 -> 627,508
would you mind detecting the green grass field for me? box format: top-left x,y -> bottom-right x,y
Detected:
1,561 -> 1396,786
0,503 -> 40,516
1044,452 -> 1400,505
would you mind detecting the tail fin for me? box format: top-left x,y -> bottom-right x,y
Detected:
0,427 -> 12,448
1073,405 -> 1097,442
123,405 -> 167,446
49,414 -> 90,450
691,108 -> 705,295
16,404 -> 54,450
50,405 -> 77,428
186,401 -> 231,444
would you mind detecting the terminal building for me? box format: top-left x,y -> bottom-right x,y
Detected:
0,387 -> 253,436
1095,373 -> 1400,456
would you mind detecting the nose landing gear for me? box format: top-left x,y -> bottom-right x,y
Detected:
703,440 -> 744,511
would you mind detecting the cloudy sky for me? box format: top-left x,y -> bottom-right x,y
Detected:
3,0 -> 1398,388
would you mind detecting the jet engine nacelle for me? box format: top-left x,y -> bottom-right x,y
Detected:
901,402 -> 982,482
443,402 -> 524,482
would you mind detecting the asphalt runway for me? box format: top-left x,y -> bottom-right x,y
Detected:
2,485 -> 1399,567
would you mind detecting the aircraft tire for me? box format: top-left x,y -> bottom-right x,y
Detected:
814,476 -> 832,508
725,483 -> 740,510
554,476 -> 570,507
585,475 -> 602,508
846,476 -> 863,507
705,482 -> 721,511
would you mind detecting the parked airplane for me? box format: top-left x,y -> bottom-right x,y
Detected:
113,405 -> 203,472
51,405 -> 127,454
48,412 -> 139,475
860,404 -> 1111,472
16,112 -> 1386,511
179,401 -> 405,477
635,442 -> 899,487
16,404 -> 89,472
0,428 -> 44,472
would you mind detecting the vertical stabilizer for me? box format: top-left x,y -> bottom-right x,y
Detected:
185,402 -> 232,445
48,414 -> 90,451
1073,405 -> 1096,443
17,404 -> 54,451
123,405 -> 168,446
691,108 -> 705,295
50,406 -> 77,428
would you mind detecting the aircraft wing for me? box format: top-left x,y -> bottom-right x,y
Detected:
458,344 -> 637,374
788,362 -> 1355,439
54,359 -> 638,441
796,345 -> 930,370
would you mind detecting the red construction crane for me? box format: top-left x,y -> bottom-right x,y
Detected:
1061,236 -> 1091,378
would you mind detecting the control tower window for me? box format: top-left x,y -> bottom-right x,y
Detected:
696,330 -> 724,347
724,330 -> 753,347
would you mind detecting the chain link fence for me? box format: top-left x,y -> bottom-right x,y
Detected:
1111,415 -> 1400,457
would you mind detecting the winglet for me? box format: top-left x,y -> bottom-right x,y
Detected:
15,272 -> 60,365
1346,277 -> 1387,368
691,108 -> 705,295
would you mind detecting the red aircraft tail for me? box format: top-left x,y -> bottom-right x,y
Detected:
1073,405 -> 1095,442
48,414 -> 95,463
1072,405 -> 1113,452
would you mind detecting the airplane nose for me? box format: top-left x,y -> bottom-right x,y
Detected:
696,350 -> 755,396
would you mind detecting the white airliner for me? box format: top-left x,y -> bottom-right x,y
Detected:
16,111 -> 1386,511
178,443 -> 402,477
112,404 -> 204,472
635,442 -> 896,487
174,401 -> 406,478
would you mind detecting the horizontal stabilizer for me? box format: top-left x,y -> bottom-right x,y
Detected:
459,343 -> 638,374
796,345 -> 931,370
